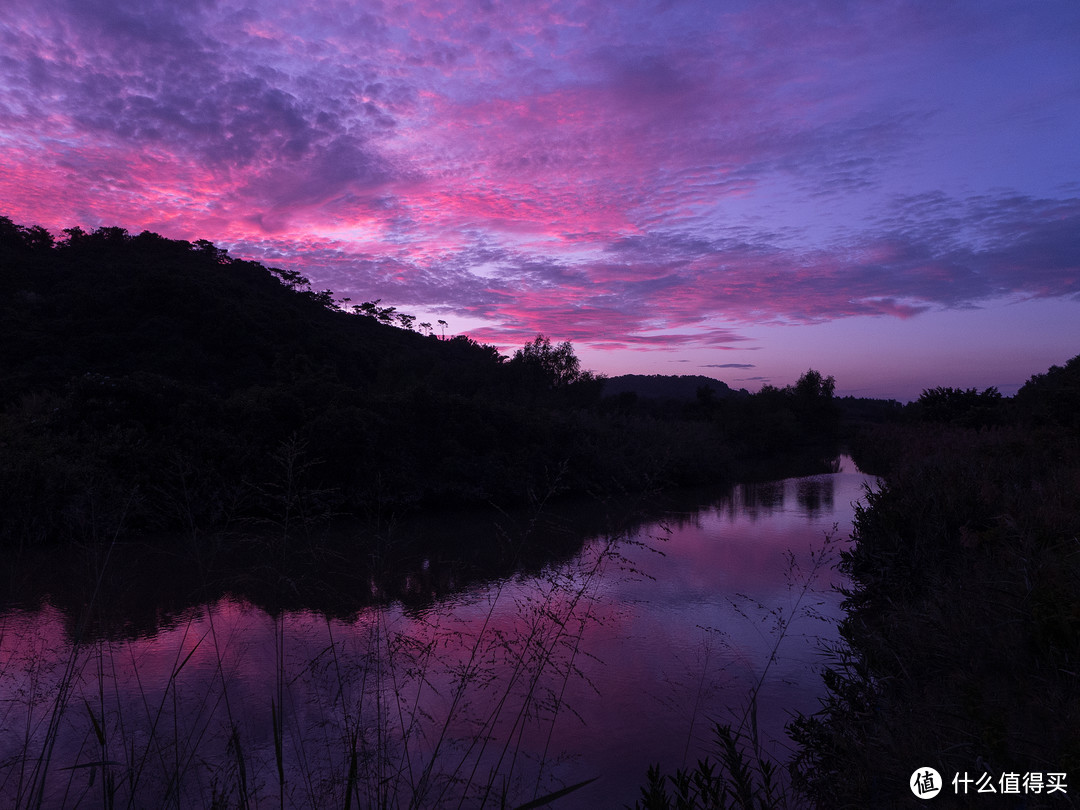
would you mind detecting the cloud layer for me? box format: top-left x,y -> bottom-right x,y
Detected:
2,0 -> 1078,360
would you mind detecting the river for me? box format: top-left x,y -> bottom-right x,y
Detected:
0,456 -> 872,809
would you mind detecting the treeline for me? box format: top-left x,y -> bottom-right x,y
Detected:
843,362 -> 1079,474
790,355 -> 1080,807
1,216 -> 844,546
602,368 -> 843,459
599,374 -> 746,403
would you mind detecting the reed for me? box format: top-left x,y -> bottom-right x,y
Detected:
632,526 -> 843,810
0,468 -> 617,809
789,426 -> 1080,807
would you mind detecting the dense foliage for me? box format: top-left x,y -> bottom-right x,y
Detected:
600,374 -> 746,403
2,216 -> 842,546
789,355 -> 1080,808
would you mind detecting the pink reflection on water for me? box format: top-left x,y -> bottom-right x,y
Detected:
0,459 -> 872,808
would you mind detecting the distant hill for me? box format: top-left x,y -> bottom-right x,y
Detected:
602,374 -> 748,401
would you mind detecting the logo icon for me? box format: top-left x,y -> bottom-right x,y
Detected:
911,767 -> 943,798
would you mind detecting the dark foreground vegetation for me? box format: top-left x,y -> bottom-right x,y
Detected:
1,215 -> 841,547
635,356 -> 1080,808
789,357 -> 1080,809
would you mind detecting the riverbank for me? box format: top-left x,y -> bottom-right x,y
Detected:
633,356 -> 1080,808
790,421 -> 1080,808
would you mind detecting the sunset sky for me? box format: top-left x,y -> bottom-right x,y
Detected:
3,0 -> 1078,399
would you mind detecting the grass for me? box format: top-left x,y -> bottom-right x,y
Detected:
789,424 -> 1080,808
0,474 -> 625,809
631,526 -> 845,810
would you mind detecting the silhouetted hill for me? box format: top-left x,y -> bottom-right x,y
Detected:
1,222 -> 505,403
601,374 -> 747,402
0,216 -> 746,543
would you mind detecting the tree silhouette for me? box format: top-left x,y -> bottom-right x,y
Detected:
915,386 -> 1002,427
0,216 -> 53,251
511,334 -> 582,389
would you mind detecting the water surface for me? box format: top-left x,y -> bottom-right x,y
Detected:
0,457 -> 872,808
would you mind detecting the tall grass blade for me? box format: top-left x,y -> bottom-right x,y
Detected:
512,776 -> 598,809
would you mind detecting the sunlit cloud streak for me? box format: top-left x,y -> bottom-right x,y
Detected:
2,0 -> 1078,375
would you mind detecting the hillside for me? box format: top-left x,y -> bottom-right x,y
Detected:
1,217 -> 750,544
602,374 -> 748,402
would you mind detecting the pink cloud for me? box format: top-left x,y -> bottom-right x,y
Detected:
2,0 -> 1078,386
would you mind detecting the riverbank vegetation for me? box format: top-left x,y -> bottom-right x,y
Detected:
787,356 -> 1080,808
1,215 -> 840,547
631,356 -> 1080,809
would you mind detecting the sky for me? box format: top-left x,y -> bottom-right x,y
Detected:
2,0 -> 1078,399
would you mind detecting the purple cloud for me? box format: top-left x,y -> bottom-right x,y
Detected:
1,0 -> 1078,393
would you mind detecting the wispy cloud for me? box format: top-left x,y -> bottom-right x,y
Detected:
2,0 -> 1078,366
